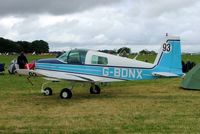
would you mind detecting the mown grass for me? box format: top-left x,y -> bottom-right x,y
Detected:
0,54 -> 200,133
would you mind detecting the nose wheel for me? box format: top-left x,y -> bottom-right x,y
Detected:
43,87 -> 53,96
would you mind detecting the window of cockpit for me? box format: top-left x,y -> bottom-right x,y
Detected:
58,50 -> 87,64
91,55 -> 108,65
67,51 -> 80,64
58,51 -> 69,62
67,50 -> 87,64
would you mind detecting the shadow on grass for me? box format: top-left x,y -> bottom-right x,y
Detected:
28,89 -> 200,103
180,87 -> 200,92
0,73 -> 5,75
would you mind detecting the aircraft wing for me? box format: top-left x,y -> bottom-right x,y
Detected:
39,69 -> 125,82
34,69 -> 121,82
36,70 -> 92,82
16,69 -> 123,82
152,72 -> 179,77
16,69 -> 93,82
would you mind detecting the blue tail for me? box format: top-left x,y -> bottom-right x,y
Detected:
154,36 -> 183,76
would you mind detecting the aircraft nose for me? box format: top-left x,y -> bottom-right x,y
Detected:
36,58 -> 63,64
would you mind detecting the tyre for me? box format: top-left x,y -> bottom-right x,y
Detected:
43,87 -> 53,96
90,85 -> 101,94
60,88 -> 72,99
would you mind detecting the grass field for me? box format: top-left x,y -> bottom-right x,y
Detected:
0,54 -> 200,133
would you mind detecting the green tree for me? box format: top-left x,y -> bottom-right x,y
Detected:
117,47 -> 131,54
117,47 -> 131,57
139,49 -> 157,55
0,37 -> 49,53
17,41 -> 31,53
31,40 -> 49,53
0,37 -> 19,53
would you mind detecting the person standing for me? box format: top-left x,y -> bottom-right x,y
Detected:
17,52 -> 28,69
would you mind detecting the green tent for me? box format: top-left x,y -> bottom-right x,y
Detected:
180,64 -> 200,90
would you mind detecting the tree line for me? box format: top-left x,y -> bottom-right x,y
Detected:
0,37 -> 49,53
100,47 -> 157,57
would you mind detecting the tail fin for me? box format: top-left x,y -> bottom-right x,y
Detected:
154,36 -> 183,76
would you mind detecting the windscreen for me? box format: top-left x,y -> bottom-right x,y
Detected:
58,50 -> 87,64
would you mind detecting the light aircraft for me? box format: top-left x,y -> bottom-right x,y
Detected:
17,35 -> 183,99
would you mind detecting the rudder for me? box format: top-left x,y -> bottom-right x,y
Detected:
154,36 -> 183,76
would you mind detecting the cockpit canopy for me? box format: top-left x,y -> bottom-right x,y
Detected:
58,49 -> 88,64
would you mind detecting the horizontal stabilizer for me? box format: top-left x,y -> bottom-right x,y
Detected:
152,72 -> 178,77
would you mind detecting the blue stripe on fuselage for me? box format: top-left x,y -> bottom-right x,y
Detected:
36,62 -> 155,80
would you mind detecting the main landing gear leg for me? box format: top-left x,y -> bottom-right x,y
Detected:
90,83 -> 101,94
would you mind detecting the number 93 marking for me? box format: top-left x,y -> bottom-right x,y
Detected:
163,43 -> 171,53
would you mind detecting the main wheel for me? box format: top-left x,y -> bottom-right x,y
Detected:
60,88 -> 72,99
90,85 -> 101,94
43,87 -> 53,96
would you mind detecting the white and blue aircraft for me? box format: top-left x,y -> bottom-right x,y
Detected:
20,35 -> 183,99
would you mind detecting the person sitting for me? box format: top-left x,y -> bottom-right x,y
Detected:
17,52 -> 28,69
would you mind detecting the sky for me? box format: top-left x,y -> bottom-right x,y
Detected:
0,0 -> 200,52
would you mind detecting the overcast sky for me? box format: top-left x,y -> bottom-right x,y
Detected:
0,0 -> 200,52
